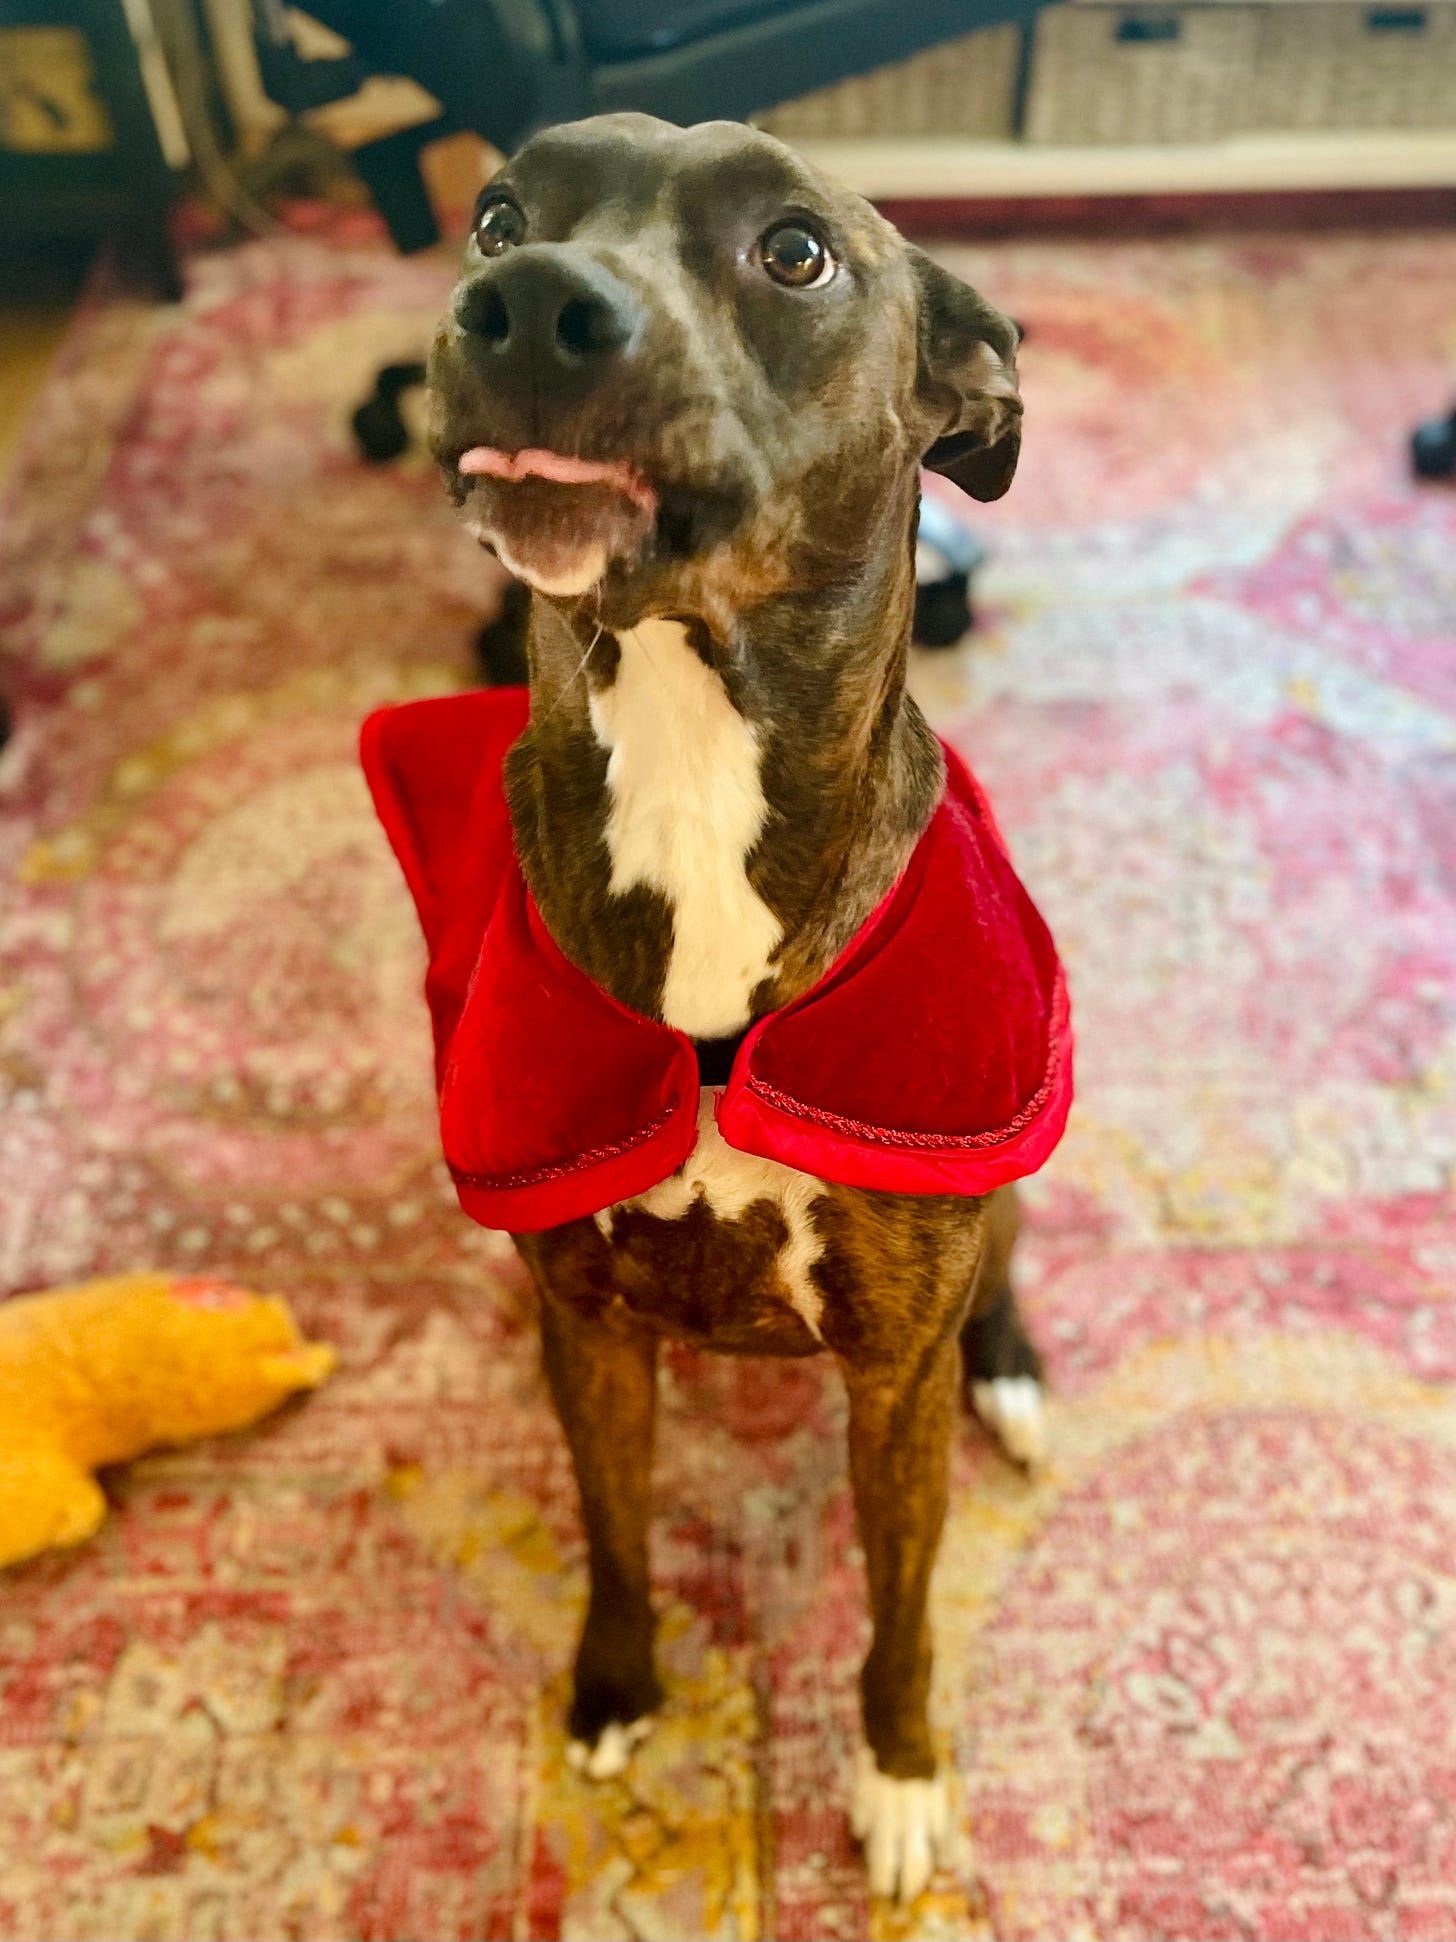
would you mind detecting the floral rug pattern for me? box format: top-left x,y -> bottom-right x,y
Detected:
1,225 -> 1454,1940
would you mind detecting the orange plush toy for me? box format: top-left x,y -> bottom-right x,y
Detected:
0,1273 -> 334,1569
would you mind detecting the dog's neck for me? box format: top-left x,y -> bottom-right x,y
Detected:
503,501 -> 943,1041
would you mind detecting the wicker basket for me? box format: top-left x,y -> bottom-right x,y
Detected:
1249,1 -> 1456,130
1023,3 -> 1262,143
756,23 -> 1021,140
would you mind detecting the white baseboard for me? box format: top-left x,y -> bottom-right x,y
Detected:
793,129 -> 1456,197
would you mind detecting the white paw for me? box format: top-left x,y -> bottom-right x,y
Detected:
565,1714 -> 652,1779
972,1375 -> 1047,1468
850,1746 -> 952,1902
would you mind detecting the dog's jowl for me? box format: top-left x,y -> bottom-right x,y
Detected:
362,113 -> 1072,1903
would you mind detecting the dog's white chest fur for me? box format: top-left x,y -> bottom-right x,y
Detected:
600,1090 -> 828,1341
589,618 -> 782,1041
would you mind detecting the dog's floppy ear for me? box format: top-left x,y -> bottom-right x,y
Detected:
910,247 -> 1022,502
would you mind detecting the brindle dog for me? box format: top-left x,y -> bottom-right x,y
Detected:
427,113 -> 1044,1902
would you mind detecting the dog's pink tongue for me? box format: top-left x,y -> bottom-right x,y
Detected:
458,446 -> 657,517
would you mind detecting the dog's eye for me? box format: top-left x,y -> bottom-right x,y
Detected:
475,197 -> 527,257
759,221 -> 834,289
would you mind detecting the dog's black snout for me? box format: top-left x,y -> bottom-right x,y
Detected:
455,249 -> 642,395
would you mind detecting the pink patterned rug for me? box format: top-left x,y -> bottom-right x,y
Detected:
2,223 -> 1455,1942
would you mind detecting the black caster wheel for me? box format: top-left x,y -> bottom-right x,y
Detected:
913,494 -> 986,649
914,572 -> 975,648
474,579 -> 531,688
1411,408 -> 1456,482
351,360 -> 427,463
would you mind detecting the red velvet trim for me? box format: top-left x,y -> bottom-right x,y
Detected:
453,1095 -> 700,1232
449,1106 -> 680,1189
444,878 -> 703,1230
716,973 -> 1074,1197
741,968 -> 1071,1150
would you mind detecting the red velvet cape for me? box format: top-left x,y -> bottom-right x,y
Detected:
361,688 -> 1072,1232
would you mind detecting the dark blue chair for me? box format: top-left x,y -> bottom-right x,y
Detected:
254,0 -> 1041,249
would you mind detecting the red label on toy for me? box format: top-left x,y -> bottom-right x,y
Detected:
170,1277 -> 251,1312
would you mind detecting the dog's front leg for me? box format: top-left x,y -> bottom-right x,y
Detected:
841,1328 -> 961,1901
539,1293 -> 664,1775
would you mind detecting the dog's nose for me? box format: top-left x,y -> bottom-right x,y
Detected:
455,248 -> 642,398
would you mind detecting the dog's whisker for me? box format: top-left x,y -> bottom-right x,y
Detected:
627,619 -> 662,676
530,590 -> 607,730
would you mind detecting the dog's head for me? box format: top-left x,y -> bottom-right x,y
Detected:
429,113 -> 1020,628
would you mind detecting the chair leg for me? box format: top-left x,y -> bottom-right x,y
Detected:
121,214 -> 184,303
350,121 -> 449,252
1411,403 -> 1456,481
913,573 -> 974,648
